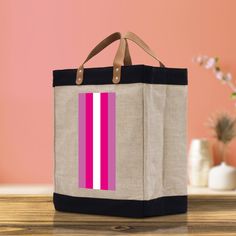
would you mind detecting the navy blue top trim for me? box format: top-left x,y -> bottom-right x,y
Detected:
53,64 -> 188,87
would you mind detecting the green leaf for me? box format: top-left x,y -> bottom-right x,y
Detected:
231,92 -> 236,99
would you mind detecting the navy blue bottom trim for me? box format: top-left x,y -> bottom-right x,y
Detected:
53,193 -> 187,218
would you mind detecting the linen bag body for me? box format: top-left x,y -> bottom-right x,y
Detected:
53,32 -> 188,218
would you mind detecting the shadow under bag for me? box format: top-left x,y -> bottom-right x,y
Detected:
53,32 -> 188,218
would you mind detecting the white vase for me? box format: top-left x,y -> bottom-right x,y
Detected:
188,139 -> 213,187
208,162 -> 236,190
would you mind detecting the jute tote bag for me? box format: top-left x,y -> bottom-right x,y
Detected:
53,32 -> 188,218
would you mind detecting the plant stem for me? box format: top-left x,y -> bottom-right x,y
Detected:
226,80 -> 236,92
219,142 -> 227,163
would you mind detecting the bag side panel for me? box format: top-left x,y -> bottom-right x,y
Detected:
163,85 -> 188,197
144,84 -> 188,200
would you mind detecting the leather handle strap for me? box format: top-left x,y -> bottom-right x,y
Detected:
76,32 -> 165,85
124,32 -> 165,67
112,32 -> 165,83
76,32 -> 132,85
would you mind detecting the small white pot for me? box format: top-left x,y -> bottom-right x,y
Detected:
208,162 -> 236,190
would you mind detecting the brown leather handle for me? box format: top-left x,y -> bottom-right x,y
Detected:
125,32 -> 164,67
112,32 -> 165,83
76,32 -> 165,85
76,32 -> 132,85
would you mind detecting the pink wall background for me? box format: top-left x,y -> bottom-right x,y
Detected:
1,0 -> 236,184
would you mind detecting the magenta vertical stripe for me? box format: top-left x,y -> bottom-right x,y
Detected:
78,92 -> 116,190
78,93 -> 86,188
86,93 -> 93,188
100,93 -> 108,190
108,93 -> 116,190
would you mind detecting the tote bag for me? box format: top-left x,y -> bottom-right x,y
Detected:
53,32 -> 188,218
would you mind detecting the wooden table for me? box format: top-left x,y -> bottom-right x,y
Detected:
0,195 -> 236,235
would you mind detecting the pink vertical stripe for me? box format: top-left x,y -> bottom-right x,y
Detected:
108,93 -> 116,190
78,93 -> 86,188
100,93 -> 108,190
86,93 -> 93,188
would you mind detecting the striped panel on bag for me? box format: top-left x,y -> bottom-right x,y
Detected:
78,92 -> 116,191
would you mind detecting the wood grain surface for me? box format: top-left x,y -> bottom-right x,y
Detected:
0,195 -> 236,235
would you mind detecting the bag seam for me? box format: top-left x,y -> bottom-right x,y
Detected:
142,66 -> 145,216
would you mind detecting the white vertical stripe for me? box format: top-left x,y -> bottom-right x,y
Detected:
93,93 -> 101,189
